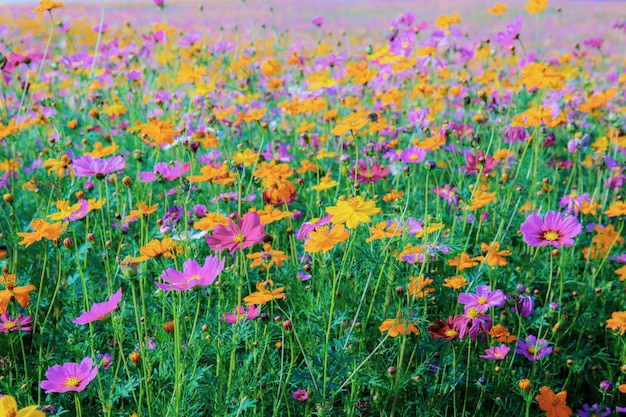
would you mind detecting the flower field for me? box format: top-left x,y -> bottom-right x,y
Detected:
1,0 -> 626,415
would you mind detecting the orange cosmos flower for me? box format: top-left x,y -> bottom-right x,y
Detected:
304,225 -> 350,253
408,275 -> 434,298
33,0 -> 64,13
448,252 -> 479,271
194,212 -> 229,231
17,219 -> 67,247
246,243 -> 289,270
243,280 -> 286,305
606,311 -> 626,335
133,238 -> 182,262
488,323 -> 517,343
378,312 -> 419,337
435,13 -> 461,30
604,201 -> 626,217
0,273 -> 36,314
125,202 -> 159,223
473,242 -> 511,266
489,3 -> 507,15
534,386 -> 572,417
442,275 -> 467,290
525,0 -> 548,15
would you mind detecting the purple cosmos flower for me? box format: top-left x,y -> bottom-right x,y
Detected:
578,403 -> 611,417
458,285 -> 506,313
157,256 -> 224,291
137,161 -> 190,183
511,294 -> 534,317
0,313 -> 33,332
292,389 -> 309,401
495,16 -> 523,50
479,344 -> 510,360
519,211 -> 582,248
72,288 -> 122,325
72,155 -> 125,179
68,199 -> 89,222
516,335 -> 552,361
221,305 -> 260,324
40,357 -> 98,393
97,353 -> 113,370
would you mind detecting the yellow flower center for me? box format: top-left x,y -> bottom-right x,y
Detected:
187,274 -> 202,282
233,234 -> 245,243
445,329 -> 458,337
477,296 -> 488,305
543,231 -> 559,241
527,346 -> 535,355
494,352 -> 502,357
466,307 -> 479,319
65,376 -> 81,388
3,321 -> 15,330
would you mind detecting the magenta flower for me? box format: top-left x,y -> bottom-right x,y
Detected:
138,161 -> 190,183
457,285 -> 506,313
0,313 -> 33,333
72,288 -> 122,325
479,344 -> 510,360
206,212 -> 265,254
519,211 -> 582,248
453,311 -> 492,341
157,256 -> 224,291
292,389 -> 309,401
40,357 -> 98,393
72,155 -> 125,179
221,304 -> 260,324
516,334 -> 552,361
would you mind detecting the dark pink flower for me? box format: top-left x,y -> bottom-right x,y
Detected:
40,357 -> 98,393
206,212 -> 265,254
519,211 -> 582,248
72,288 -> 122,325
157,256 -> 224,291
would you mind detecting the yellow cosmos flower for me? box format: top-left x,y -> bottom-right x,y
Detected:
326,196 -> 380,229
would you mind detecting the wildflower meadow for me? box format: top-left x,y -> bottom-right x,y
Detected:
1,0 -> 626,415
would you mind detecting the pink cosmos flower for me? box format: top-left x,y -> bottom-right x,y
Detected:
400,146 -> 427,164
479,344 -> 510,360
458,285 -> 506,314
519,211 -> 582,248
72,288 -> 122,325
292,389 -> 309,401
137,161 -> 190,183
157,256 -> 224,291
40,357 -> 98,393
221,304 -> 260,324
206,212 -> 265,254
0,313 -> 33,333
72,155 -> 125,179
